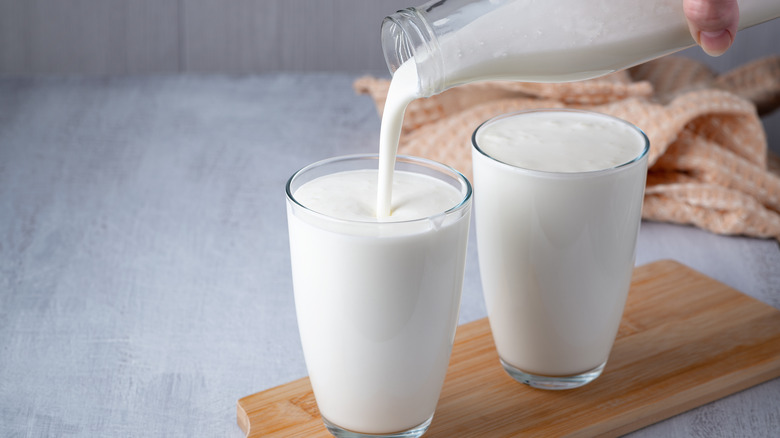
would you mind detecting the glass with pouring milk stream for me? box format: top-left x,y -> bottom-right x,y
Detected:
286,155 -> 472,437
472,109 -> 649,389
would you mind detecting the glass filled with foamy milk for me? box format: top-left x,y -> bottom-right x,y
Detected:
472,109 -> 649,390
286,154 -> 472,437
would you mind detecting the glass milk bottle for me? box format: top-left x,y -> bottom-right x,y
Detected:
381,0 -> 780,97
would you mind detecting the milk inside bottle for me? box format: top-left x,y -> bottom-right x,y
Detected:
382,0 -> 780,96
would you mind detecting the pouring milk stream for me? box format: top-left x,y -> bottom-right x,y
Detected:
376,0 -> 779,218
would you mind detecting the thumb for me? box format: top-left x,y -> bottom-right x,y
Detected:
683,0 -> 740,56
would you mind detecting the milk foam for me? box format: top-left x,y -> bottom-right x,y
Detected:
475,111 -> 647,173
294,169 -> 462,222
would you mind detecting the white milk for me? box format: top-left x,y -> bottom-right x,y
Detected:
288,167 -> 471,433
440,0 -> 693,85
472,110 -> 648,378
377,61 -> 421,218
298,169 -> 459,223
387,0 -> 780,94
475,111 -> 645,172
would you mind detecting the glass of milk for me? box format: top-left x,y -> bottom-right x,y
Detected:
471,109 -> 649,390
286,154 -> 472,437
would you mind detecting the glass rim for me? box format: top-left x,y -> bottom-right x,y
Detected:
472,109 -> 650,178
285,153 -> 473,226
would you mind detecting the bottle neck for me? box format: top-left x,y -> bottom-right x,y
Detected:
381,8 -> 444,97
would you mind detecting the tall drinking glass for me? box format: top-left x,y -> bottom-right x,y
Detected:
471,109 -> 649,390
286,154 -> 472,437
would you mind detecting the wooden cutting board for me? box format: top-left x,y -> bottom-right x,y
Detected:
237,260 -> 780,437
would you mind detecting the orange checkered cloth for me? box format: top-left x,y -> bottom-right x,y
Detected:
354,55 -> 780,241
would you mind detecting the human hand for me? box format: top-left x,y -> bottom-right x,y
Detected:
684,0 -> 740,56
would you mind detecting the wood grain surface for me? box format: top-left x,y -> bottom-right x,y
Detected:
237,260 -> 780,437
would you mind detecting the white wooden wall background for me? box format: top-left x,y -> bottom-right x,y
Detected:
0,0 -> 778,75
0,0 -> 411,75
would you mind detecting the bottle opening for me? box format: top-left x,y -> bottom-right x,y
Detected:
381,8 -> 443,97
381,10 -> 416,75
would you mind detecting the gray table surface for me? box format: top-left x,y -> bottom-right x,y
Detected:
1,74 -> 779,437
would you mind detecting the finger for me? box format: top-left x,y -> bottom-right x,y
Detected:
683,0 -> 740,56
